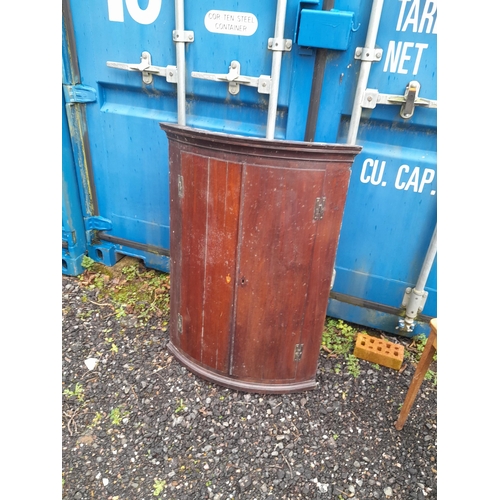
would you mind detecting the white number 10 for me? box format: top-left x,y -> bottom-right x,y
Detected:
107,0 -> 162,25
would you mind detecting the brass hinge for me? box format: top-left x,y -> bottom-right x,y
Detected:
178,175 -> 184,198
313,197 -> 326,220
294,344 -> 304,361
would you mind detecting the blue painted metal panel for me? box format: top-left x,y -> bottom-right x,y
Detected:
329,0 -> 437,336
297,9 -> 355,50
64,0 -> 437,336
62,91 -> 87,276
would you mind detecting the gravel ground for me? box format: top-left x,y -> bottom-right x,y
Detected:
62,260 -> 437,500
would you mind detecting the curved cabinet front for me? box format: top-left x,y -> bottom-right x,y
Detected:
160,123 -> 361,393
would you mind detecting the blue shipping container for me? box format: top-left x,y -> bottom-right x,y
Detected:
62,0 -> 437,336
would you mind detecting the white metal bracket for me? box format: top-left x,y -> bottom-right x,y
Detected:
192,60 -> 271,95
268,37 -> 293,52
354,47 -> 383,62
107,51 -> 176,85
362,81 -> 437,119
166,66 -> 178,83
172,30 -> 194,43
401,287 -> 428,312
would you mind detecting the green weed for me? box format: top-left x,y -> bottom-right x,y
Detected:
409,333 -> 438,386
122,263 -> 140,281
79,258 -> 171,325
153,478 -> 166,496
412,334 -> 427,359
77,309 -> 92,320
81,255 -> 95,269
109,406 -> 129,425
115,305 -> 127,319
175,399 -> 187,414
105,337 -> 119,353
63,382 -> 84,403
322,318 -> 362,378
322,318 -> 358,356
89,411 -> 104,428
425,369 -> 437,386
346,354 -> 360,378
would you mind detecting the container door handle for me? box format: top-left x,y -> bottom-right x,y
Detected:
107,51 -> 177,85
362,80 -> 437,119
192,60 -> 271,95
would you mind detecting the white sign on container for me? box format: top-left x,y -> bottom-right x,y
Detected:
204,10 -> 258,36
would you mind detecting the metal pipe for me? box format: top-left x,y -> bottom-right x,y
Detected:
398,225 -> 437,332
346,0 -> 385,145
174,0 -> 187,126
304,0 -> 335,142
266,0 -> 288,140
415,225 -> 437,292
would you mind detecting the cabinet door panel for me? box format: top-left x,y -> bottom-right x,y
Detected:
176,153 -> 242,372
201,159 -> 242,372
231,164 -> 325,383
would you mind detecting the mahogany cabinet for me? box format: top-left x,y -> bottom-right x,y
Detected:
160,123 -> 361,393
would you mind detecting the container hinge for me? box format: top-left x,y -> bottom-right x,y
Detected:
178,175 -> 184,198
172,30 -> 195,43
192,60 -> 271,96
63,84 -> 97,104
177,313 -> 183,334
268,37 -> 293,52
362,81 -> 437,119
354,47 -> 383,62
62,230 -> 76,246
294,344 -> 304,361
107,51 -> 177,85
87,216 -> 112,231
313,197 -> 326,220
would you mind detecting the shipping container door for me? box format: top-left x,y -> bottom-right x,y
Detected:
64,0 -> 179,270
327,0 -> 437,335
63,0 -> 437,336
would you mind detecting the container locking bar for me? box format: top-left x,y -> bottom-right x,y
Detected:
192,60 -> 271,95
362,80 -> 437,119
107,51 -> 178,85
397,226 -> 437,333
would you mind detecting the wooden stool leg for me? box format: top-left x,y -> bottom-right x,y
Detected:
395,328 -> 437,430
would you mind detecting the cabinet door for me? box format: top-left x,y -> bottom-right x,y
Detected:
170,149 -> 242,375
231,163 -> 327,383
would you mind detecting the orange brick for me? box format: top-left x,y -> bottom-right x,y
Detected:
353,333 -> 404,370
